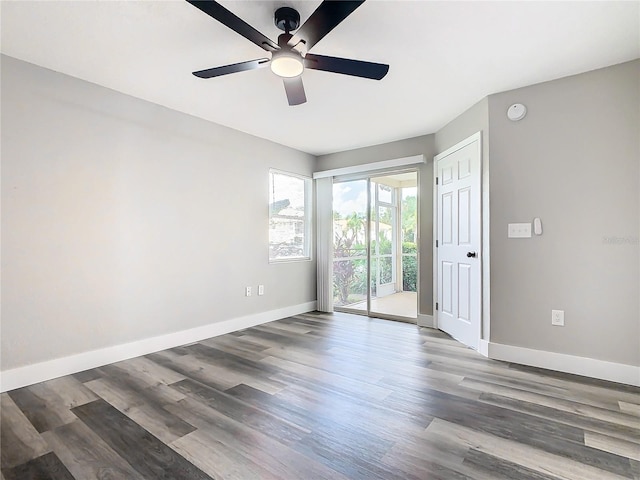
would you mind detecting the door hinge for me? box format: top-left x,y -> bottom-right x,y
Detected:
436,177 -> 439,185
436,303 -> 439,311
436,240 -> 439,248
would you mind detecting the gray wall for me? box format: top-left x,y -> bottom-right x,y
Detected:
488,60 -> 639,366
435,98 -> 489,156
1,55 -> 317,370
316,135 -> 436,316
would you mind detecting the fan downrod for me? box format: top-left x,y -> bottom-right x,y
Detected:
274,7 -> 300,33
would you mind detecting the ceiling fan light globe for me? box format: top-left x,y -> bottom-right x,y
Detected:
270,52 -> 304,78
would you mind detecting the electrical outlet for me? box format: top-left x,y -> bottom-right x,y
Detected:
551,309 -> 564,326
258,285 -> 264,296
245,286 -> 252,297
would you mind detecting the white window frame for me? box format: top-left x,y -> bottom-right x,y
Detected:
269,169 -> 312,263
373,181 -> 397,296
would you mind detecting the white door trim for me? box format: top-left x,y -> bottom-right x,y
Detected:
433,132 -> 483,346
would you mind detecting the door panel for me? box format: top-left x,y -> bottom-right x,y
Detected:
436,136 -> 481,349
458,155 -> 471,179
332,179 -> 368,310
442,192 -> 453,245
458,263 -> 471,322
458,188 -> 471,245
442,261 -> 454,315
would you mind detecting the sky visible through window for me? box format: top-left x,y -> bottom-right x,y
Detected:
333,182 -> 416,216
272,172 -> 305,215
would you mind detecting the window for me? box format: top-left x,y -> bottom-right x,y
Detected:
269,169 -> 311,262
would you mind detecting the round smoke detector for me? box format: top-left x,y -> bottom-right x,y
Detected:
507,103 -> 527,121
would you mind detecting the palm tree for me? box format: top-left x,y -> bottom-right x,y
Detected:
346,212 -> 366,250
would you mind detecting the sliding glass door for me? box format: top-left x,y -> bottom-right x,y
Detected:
332,171 -> 418,321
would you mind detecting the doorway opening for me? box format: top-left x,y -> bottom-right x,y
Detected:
332,170 -> 418,322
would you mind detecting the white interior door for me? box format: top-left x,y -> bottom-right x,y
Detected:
435,135 -> 481,350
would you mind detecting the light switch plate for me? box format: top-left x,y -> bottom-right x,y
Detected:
508,223 -> 532,238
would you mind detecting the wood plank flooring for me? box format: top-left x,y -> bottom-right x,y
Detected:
2,311 -> 639,479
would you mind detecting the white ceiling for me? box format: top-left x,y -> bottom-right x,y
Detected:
1,1 -> 638,156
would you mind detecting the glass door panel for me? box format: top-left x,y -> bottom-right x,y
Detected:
332,179 -> 368,312
401,186 -> 418,294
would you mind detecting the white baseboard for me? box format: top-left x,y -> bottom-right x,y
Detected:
0,301 -> 316,393
417,314 -> 434,328
488,341 -> 640,387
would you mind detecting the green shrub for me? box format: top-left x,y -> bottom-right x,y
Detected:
402,242 -> 417,292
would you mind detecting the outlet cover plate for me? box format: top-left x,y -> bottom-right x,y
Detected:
552,309 -> 564,326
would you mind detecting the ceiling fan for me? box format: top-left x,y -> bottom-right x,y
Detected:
186,0 -> 389,106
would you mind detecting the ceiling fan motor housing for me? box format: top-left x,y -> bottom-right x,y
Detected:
275,7 -> 300,33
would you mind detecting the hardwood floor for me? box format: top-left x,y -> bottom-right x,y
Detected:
2,311 -> 639,479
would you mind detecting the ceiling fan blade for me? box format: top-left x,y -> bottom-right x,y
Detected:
304,53 -> 388,80
186,1 -> 278,52
289,1 -> 364,51
283,77 -> 307,106
193,58 -> 270,78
